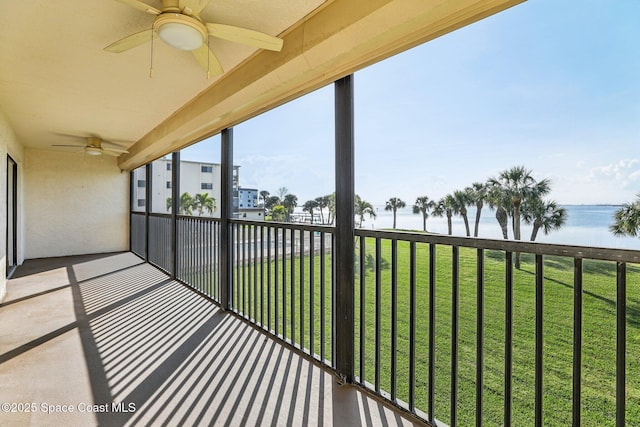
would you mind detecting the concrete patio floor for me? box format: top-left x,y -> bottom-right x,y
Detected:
0,252 -> 425,426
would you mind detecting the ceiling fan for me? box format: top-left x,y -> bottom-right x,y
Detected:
53,136 -> 129,157
104,0 -> 284,76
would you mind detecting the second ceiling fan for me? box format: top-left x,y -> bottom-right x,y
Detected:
105,0 -> 284,76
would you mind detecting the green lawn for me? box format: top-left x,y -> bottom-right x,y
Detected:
222,235 -> 640,426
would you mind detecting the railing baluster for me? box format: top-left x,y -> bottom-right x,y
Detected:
391,239 -> 398,402
616,261 -> 626,427
409,241 -> 417,412
247,222 -> 253,319
476,248 -> 484,427
428,243 -> 436,424
572,258 -> 583,426
260,225 -> 264,327
360,236 -> 366,384
282,227 -> 287,340
310,232 -> 315,359
300,230 -> 305,352
320,231 -> 326,363
375,237 -> 382,394
267,226 -> 272,331
244,223 -> 248,313
451,245 -> 459,427
291,228 -> 296,345
505,251 -> 513,427
535,254 -> 544,427
274,227 -> 279,335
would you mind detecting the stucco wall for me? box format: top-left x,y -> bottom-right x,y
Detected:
0,109 -> 25,302
24,149 -> 128,259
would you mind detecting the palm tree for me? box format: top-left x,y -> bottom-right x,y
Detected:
522,198 -> 567,241
265,195 -> 280,210
282,193 -> 298,221
193,193 -> 216,216
259,190 -> 270,208
431,199 -> 447,234
452,190 -> 472,236
355,195 -> 377,228
431,196 -> 455,235
315,195 -> 329,224
166,192 -> 194,215
412,196 -> 434,232
302,199 -> 319,223
489,166 -> 550,242
490,166 -> 550,268
385,197 -> 406,229
610,194 -> 640,237
486,183 -> 511,239
326,193 -> 336,225
467,182 -> 487,237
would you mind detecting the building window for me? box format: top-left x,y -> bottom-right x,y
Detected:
137,180 -> 145,187
166,163 -> 171,171
166,181 -> 171,189
201,183 -> 213,190
137,199 -> 146,207
201,165 -> 213,173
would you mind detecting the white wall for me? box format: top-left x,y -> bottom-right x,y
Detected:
0,109 -> 25,302
24,149 -> 128,259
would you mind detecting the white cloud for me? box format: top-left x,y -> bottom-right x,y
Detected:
588,159 -> 639,183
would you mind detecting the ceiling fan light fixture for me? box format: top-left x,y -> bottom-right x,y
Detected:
85,147 -> 102,156
155,14 -> 206,51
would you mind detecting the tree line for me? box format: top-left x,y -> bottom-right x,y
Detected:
261,167 -> 569,249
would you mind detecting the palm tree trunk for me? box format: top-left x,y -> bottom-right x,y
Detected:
530,224 -> 540,241
474,202 -> 482,237
496,207 -> 509,239
393,209 -> 397,229
422,213 -> 427,232
446,214 -> 452,235
462,214 -> 470,237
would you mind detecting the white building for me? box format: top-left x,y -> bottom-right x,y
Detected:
132,158 -> 239,218
236,187 -> 264,220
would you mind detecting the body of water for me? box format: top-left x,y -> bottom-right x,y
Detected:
362,205 -> 640,250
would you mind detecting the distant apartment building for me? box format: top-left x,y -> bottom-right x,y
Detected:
235,187 -> 263,220
132,158 -> 240,218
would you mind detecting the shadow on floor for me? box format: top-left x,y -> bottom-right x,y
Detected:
0,252 -> 423,427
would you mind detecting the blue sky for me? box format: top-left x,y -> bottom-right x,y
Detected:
182,0 -> 640,206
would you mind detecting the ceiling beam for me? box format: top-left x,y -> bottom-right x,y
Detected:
118,0 -> 525,170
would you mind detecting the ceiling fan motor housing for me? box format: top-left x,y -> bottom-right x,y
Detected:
154,13 -> 207,51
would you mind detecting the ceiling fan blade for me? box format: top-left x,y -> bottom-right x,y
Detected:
102,149 -> 127,156
101,147 -> 129,154
52,144 -> 85,147
192,44 -> 224,75
179,0 -> 210,16
205,23 -> 283,52
104,29 -> 154,53
112,0 -> 161,15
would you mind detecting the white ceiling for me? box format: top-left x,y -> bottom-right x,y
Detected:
0,0 -> 325,152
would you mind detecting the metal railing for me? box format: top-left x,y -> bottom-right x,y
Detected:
229,219 -> 335,366
130,213 -> 639,426
176,215 -> 221,302
354,229 -> 639,427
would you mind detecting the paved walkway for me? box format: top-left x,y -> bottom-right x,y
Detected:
0,252 -> 425,426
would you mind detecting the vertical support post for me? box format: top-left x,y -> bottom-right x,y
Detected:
171,151 -> 180,278
220,128 -> 234,310
334,74 -> 355,384
129,170 -> 134,252
145,163 -> 152,262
